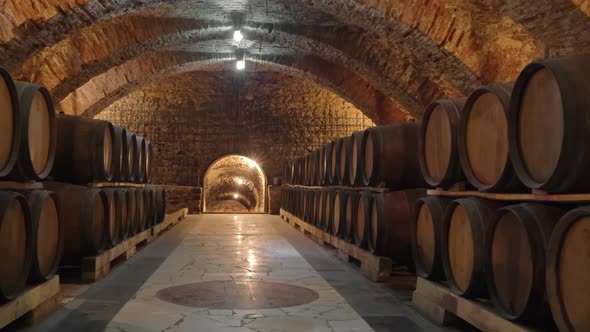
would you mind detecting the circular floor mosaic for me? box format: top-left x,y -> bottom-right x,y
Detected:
156,281 -> 320,309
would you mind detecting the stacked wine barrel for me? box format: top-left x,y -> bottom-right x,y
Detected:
412,54 -> 590,332
0,67 -> 166,301
282,122 -> 428,267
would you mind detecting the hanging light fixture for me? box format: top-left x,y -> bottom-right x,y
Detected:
236,59 -> 246,70
233,30 -> 244,42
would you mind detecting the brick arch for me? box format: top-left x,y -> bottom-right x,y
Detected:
11,13 -> 448,118
1,1 -> 588,79
59,51 -> 413,124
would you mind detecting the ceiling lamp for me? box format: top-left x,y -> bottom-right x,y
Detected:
233,30 -> 244,42
233,193 -> 239,199
237,178 -> 244,185
236,59 -> 246,70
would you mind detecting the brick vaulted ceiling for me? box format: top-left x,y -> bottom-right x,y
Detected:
3,0 -> 590,124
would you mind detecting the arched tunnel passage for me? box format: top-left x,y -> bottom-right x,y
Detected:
203,155 -> 267,213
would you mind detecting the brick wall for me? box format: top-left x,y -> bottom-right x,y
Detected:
96,70 -> 374,208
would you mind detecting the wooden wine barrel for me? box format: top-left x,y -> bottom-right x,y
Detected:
134,188 -> 146,232
419,99 -> 465,188
361,123 -> 426,188
144,140 -> 153,183
345,191 -> 360,243
412,196 -> 452,281
294,157 -> 303,185
285,160 -> 294,184
369,190 -> 425,263
25,190 -> 62,283
126,132 -> 139,182
318,190 -> 326,227
349,131 -> 364,186
322,143 -> 333,185
339,136 -> 352,185
354,192 -> 373,248
0,192 -> 31,301
150,188 -> 159,226
509,56 -> 590,193
485,203 -> 563,322
458,84 -> 524,192
330,138 -> 343,185
0,68 -> 21,178
119,189 -> 131,239
136,136 -> 146,184
322,190 -> 336,232
309,150 -> 323,186
312,190 -> 321,226
332,190 -> 348,237
45,183 -> 108,262
126,188 -> 137,235
442,197 -> 503,297
546,206 -> 590,332
301,189 -> 309,221
145,188 -> 156,226
52,115 -> 115,183
7,82 -> 56,181
111,126 -> 128,182
104,189 -> 122,247
159,188 -> 166,223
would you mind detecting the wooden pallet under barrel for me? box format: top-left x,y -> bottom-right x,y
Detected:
0,276 -> 61,330
279,209 -> 392,282
412,278 -> 542,332
81,208 -> 188,282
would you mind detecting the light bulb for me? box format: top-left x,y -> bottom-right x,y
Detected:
236,60 -> 245,70
233,194 -> 239,199
233,30 -> 244,42
237,178 -> 244,185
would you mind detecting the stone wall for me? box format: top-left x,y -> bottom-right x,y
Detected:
97,70 -> 374,209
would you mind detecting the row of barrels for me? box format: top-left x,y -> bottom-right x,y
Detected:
285,123 -> 425,189
0,185 -> 166,303
0,67 -> 153,184
412,196 -> 589,332
419,54 -> 590,193
281,187 -> 424,266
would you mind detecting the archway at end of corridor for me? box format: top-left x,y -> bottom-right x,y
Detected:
202,155 -> 267,213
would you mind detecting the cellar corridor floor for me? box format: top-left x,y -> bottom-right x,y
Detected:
21,214 -> 454,332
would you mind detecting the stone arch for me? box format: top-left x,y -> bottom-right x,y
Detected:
61,51 -> 413,124
203,155 -> 267,213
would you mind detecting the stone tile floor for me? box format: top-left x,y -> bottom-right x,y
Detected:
22,214 -> 455,332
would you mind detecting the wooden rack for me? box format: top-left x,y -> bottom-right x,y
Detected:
284,184 -> 389,193
81,208 -> 188,282
280,209 -> 392,282
0,276 -> 61,330
412,278 -> 541,332
428,189 -> 590,203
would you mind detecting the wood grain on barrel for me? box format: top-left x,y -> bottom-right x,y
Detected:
0,78 -> 13,169
28,91 -> 51,175
466,92 -> 508,186
0,198 -> 27,297
333,193 -> 341,235
491,212 -> 533,315
425,105 -> 452,183
36,196 -> 59,278
103,129 -> 113,178
448,205 -> 474,293
416,204 -> 435,275
364,134 -> 374,181
356,196 -> 367,246
92,194 -> 107,245
558,216 -> 590,331
519,68 -> 563,184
